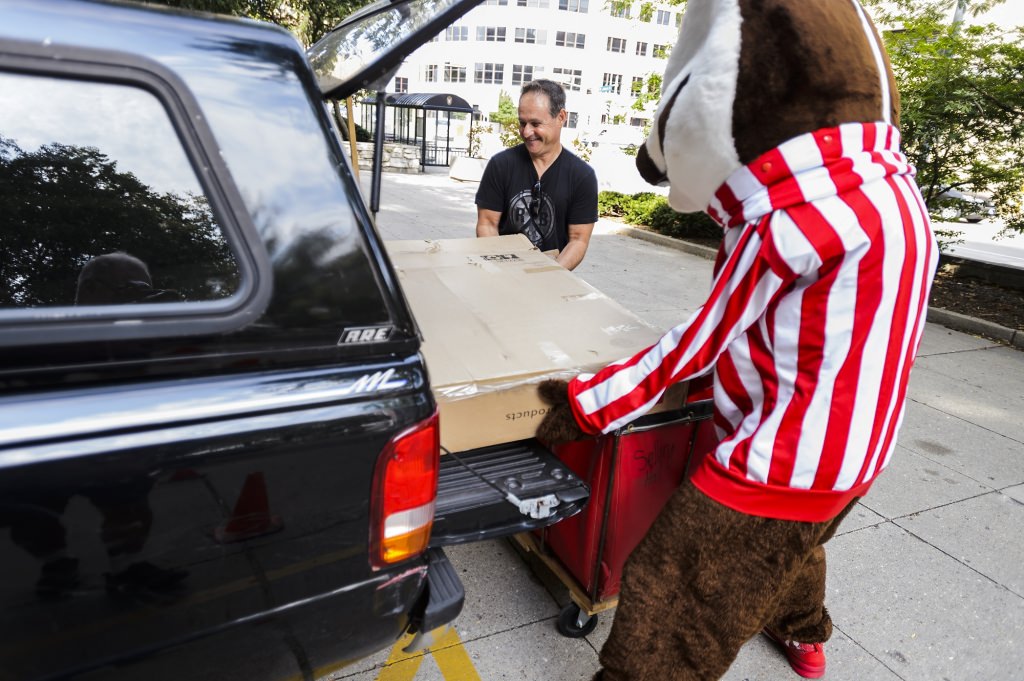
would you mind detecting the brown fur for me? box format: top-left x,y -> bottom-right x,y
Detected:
732,0 -> 899,164
597,483 -> 856,680
536,379 -> 586,444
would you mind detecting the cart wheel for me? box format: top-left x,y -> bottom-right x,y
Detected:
557,603 -> 598,638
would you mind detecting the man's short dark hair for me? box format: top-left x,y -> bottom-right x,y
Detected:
76,252 -> 152,305
521,79 -> 566,118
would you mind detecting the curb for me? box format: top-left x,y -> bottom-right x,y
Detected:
608,224 -> 720,260
609,224 -> 1024,350
925,308 -> 1024,349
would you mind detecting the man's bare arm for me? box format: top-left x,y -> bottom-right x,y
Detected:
557,222 -> 595,270
476,207 -> 502,237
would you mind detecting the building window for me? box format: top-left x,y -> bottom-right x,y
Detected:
607,37 -> 626,53
635,41 -> 648,56
631,76 -> 644,97
557,0 -> 588,13
444,64 -> 467,82
394,77 -> 408,93
476,26 -> 507,41
445,26 -> 469,41
555,31 -> 586,48
551,67 -> 583,91
676,11 -> 683,27
474,62 -> 505,84
629,116 -> 648,127
517,0 -> 549,7
567,111 -> 579,129
512,64 -> 540,85
656,9 -> 671,25
516,28 -> 547,43
654,43 -> 670,58
601,72 -> 623,95
484,0 -> 508,5
424,64 -> 438,82
609,0 -> 630,18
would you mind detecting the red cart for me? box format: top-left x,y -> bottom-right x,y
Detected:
515,380 -> 717,637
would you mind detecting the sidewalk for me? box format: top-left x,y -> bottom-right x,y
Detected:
336,168 -> 1024,681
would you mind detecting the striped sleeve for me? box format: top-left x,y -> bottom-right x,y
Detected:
567,216 -> 805,435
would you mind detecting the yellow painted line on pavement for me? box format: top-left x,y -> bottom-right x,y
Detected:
429,627 -> 482,681
375,627 -> 482,681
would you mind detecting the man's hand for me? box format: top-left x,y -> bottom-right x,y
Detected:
536,379 -> 586,444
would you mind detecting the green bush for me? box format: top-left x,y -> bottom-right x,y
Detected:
597,190 -> 722,242
597,191 -> 630,217
654,207 -> 722,240
337,116 -> 373,142
621,192 -> 664,226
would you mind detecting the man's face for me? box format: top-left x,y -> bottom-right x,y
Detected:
518,91 -> 566,157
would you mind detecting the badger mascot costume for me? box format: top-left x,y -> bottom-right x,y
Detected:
537,0 -> 938,679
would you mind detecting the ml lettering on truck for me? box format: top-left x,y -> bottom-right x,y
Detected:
341,368 -> 409,396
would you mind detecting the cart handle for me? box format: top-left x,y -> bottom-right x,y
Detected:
616,399 -> 714,435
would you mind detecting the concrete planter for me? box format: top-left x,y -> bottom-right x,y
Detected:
449,156 -> 488,182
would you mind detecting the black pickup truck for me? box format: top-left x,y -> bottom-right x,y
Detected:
0,1 -> 589,679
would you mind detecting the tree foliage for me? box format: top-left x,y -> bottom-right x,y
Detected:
0,138 -> 238,307
490,90 -> 522,149
864,0 -> 1024,233
144,0 -> 373,45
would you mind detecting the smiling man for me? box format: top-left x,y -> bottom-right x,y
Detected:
475,79 -> 598,270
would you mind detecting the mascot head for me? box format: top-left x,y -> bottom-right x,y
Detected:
637,0 -> 899,213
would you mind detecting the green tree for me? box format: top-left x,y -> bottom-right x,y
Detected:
490,90 -> 522,149
571,137 -> 592,162
622,73 -> 662,156
864,0 -> 1024,235
145,0 -> 373,45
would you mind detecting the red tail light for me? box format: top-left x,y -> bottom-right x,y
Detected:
370,411 -> 439,568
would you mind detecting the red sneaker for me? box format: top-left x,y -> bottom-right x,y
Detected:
762,628 -> 826,678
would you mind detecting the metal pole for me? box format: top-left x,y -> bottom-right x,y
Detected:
591,434 -> 620,605
446,112 -> 452,166
371,91 -> 386,217
345,97 -> 359,181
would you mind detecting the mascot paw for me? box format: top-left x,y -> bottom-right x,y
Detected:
536,379 -> 586,445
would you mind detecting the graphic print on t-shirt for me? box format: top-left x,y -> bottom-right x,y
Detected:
508,189 -> 555,250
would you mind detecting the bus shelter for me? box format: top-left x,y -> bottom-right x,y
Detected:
361,93 -> 475,168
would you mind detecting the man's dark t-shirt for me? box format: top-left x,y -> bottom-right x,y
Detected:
475,145 -> 599,253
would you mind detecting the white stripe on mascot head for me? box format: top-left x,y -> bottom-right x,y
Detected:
636,0 -> 899,212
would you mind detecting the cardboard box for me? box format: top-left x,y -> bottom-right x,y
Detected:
386,235 -> 677,452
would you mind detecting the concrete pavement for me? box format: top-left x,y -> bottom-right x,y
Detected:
331,167 -> 1024,681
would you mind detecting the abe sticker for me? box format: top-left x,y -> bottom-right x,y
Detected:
338,326 -> 393,344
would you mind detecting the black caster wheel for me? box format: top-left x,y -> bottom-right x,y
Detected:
557,602 -> 598,637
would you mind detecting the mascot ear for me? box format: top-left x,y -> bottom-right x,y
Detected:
536,379 -> 586,445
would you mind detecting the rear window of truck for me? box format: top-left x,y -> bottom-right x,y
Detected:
0,71 -> 240,310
